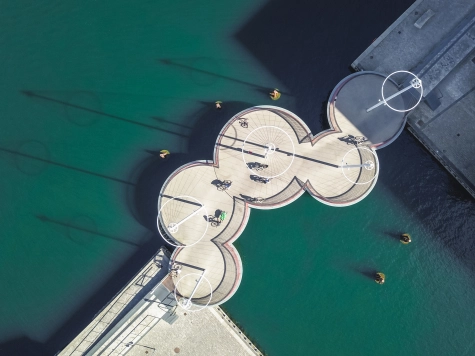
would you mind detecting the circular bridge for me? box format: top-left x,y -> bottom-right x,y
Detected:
158,86 -> 405,307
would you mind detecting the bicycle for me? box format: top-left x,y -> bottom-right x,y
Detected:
354,136 -> 367,145
259,177 -> 271,184
238,118 -> 248,128
342,135 -> 367,146
217,180 -> 232,191
254,164 -> 268,171
208,215 -> 221,227
208,211 -> 227,227
247,197 -> 264,203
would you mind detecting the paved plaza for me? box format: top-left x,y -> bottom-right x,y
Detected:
127,307 -> 258,356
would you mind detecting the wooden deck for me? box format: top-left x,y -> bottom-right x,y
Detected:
158,105 -> 380,306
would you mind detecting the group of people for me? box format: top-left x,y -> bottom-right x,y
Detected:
170,263 -> 182,277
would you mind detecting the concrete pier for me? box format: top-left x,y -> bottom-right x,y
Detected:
352,0 -> 475,197
57,248 -> 173,355
57,248 -> 262,356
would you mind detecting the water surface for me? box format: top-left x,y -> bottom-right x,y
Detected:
1,1 -> 474,355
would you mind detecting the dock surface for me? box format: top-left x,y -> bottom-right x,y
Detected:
57,248 -> 262,356
352,0 -> 475,197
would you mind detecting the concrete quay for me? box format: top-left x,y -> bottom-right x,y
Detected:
128,306 -> 263,356
352,0 -> 475,198
57,248 -> 173,356
57,247 -> 262,356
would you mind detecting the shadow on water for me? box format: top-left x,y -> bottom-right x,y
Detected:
151,116 -> 193,130
377,132 -> 475,271
20,90 -> 188,138
157,59 -> 279,93
319,91 -> 331,131
352,266 -> 379,280
36,215 -> 140,247
0,336 -> 44,356
0,232 -> 162,356
235,0 -> 413,133
381,230 -> 404,242
0,145 -> 135,186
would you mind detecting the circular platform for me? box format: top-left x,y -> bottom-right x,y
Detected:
329,72 -> 406,149
242,125 -> 295,179
340,147 -> 378,185
158,195 -> 208,247
174,272 -> 213,311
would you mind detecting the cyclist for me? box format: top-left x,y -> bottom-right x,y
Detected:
219,211 -> 227,222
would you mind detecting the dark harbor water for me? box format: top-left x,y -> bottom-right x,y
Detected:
1,1 -> 474,355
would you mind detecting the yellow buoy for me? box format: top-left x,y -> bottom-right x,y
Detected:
159,149 -> 170,159
375,272 -> 385,284
400,233 -> 411,244
270,89 -> 281,100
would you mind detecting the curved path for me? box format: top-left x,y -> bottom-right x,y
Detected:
157,71 -> 410,307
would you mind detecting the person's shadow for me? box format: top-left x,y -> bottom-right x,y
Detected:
211,179 -> 222,188
337,135 -> 356,145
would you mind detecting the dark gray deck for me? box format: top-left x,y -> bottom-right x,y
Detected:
352,0 -> 475,198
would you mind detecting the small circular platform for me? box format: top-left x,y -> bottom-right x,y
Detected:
340,147 -> 378,185
174,272 -> 213,311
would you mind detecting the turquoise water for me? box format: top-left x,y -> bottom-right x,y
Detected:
1,1 -> 475,355
226,136 -> 475,355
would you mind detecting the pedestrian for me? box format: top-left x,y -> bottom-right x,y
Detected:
269,89 -> 281,100
159,149 -> 170,159
219,211 -> 227,222
215,101 -> 222,110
